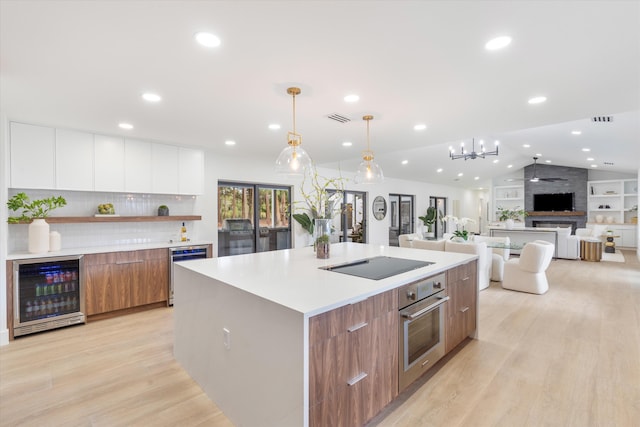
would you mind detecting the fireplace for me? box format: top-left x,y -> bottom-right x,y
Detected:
532,220 -> 578,234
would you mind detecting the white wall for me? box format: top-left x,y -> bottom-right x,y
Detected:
1,114 -> 9,345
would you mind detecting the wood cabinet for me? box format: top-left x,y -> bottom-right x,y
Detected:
10,122 -> 55,189
308,290 -> 398,427
84,249 -> 168,316
445,261 -> 478,353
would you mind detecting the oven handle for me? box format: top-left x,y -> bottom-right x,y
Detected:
401,296 -> 450,321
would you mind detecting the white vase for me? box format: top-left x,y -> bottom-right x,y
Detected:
28,219 -> 50,253
595,215 -> 604,223
505,219 -> 515,230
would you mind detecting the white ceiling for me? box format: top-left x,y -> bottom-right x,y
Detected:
1,0 -> 639,188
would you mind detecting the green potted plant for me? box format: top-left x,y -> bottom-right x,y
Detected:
7,192 -> 67,253
418,206 -> 438,239
315,233 -> 330,259
158,205 -> 169,216
496,206 -> 528,229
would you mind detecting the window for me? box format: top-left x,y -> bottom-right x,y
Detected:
389,194 -> 414,246
218,182 -> 291,257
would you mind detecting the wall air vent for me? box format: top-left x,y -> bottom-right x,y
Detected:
603,162 -> 614,166
327,113 -> 351,123
591,116 -> 613,122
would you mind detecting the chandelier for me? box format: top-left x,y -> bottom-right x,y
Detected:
354,115 -> 384,184
449,138 -> 499,160
275,87 -> 313,176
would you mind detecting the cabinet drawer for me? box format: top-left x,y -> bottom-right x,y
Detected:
309,290 -> 396,344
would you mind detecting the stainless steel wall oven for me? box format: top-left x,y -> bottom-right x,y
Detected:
13,255 -> 85,337
398,273 -> 448,391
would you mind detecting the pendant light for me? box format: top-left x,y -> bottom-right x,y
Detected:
275,87 -> 313,176
354,115 -> 384,184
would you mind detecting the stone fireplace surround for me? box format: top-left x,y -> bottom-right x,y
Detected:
524,163 -> 588,231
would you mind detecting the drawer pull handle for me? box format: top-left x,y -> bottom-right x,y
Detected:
460,306 -> 470,313
347,372 -> 367,386
115,260 -> 144,265
462,276 -> 470,281
421,359 -> 431,367
347,322 -> 368,333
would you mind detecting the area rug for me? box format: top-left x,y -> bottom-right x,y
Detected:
601,251 -> 625,263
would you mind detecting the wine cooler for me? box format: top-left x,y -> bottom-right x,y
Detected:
13,255 -> 85,337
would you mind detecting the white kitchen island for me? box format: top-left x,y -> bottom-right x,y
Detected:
173,243 -> 477,427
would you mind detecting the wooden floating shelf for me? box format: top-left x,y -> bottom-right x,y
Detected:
526,211 -> 586,217
9,215 -> 202,224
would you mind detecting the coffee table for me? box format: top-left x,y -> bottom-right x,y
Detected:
580,238 -> 602,262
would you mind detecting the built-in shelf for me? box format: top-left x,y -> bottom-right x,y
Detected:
9,215 -> 202,224
526,211 -> 586,217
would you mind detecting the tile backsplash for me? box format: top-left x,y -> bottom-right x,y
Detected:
8,189 -> 198,253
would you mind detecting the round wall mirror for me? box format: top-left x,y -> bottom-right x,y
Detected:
372,196 -> 387,220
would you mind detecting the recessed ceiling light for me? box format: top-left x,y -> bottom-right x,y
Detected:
268,124 -> 281,130
142,92 -> 161,102
545,160 -> 552,163
457,172 -> 463,177
571,130 -> 582,135
413,124 -> 427,131
582,148 -> 591,152
342,141 -> 352,147
493,159 -> 499,164
401,160 -> 409,165
528,96 -> 547,104
225,140 -> 236,146
194,32 -> 221,48
344,94 -> 359,103
535,153 -> 542,157
437,168 -> 443,173
118,123 -> 133,130
586,157 -> 594,161
485,36 -> 512,50
507,164 -> 513,168
591,164 -> 598,168
523,144 -> 530,148
474,176 -> 480,180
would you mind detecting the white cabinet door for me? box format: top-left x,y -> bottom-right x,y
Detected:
620,228 -> 637,248
10,122 -> 55,189
55,129 -> 94,191
94,135 -> 125,192
125,139 -> 152,193
151,143 -> 178,194
178,147 -> 204,195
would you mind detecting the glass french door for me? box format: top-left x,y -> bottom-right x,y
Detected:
218,182 -> 292,257
389,194 -> 414,246
429,196 -> 447,239
329,190 -> 367,243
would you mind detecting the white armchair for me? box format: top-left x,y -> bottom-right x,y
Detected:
473,235 -> 510,281
502,240 -> 555,295
445,240 -> 490,291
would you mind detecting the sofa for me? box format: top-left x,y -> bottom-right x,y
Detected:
399,234 -> 491,291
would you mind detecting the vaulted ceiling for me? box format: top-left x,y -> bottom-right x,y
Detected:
1,1 -> 638,187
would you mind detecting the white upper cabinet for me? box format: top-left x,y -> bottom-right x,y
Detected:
151,143 -> 179,194
94,135 -> 125,192
124,139 -> 152,193
55,129 -> 94,191
178,147 -> 204,195
10,122 -> 55,189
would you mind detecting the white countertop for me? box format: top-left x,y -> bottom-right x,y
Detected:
177,242 -> 477,317
7,240 -> 213,260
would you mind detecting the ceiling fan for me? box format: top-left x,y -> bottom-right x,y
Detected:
508,157 -> 568,183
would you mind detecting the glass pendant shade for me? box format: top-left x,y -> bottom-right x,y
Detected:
354,158 -> 384,184
354,115 -> 384,184
275,87 -> 312,176
275,145 -> 312,176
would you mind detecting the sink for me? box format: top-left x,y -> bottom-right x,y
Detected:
320,256 -> 434,280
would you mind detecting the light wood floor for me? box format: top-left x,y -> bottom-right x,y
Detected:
2,251 -> 639,426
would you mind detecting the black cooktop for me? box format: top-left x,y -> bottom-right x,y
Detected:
320,256 -> 434,280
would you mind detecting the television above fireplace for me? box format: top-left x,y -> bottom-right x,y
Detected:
533,192 -> 575,212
